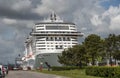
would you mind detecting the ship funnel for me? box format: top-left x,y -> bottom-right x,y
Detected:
50,12 -> 57,22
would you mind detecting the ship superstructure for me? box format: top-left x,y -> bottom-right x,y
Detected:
22,13 -> 83,69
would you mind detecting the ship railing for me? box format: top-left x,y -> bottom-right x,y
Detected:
31,31 -> 83,35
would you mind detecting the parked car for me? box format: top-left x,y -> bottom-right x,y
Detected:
3,66 -> 9,74
13,67 -> 19,70
0,68 -> 3,78
0,65 -> 5,78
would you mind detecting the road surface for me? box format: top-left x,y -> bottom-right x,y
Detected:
5,71 -> 67,78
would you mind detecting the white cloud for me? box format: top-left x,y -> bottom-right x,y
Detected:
81,27 -> 87,31
32,0 -> 81,15
12,0 -> 32,11
91,14 -> 102,26
103,6 -> 120,17
103,5 -> 120,31
110,15 -> 120,30
2,18 -> 17,24
26,21 -> 35,28
72,0 -> 105,35
89,4 -> 120,34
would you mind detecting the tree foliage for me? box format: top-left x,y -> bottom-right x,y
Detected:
84,34 -> 103,65
104,34 -> 120,65
113,35 -> 120,60
58,45 -> 86,67
58,34 -> 120,66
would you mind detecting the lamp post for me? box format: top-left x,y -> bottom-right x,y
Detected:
37,54 -> 44,71
40,62 -> 43,71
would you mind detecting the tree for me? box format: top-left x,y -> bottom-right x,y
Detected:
84,34 -> 102,65
58,34 -> 120,67
58,45 -> 86,67
58,47 -> 74,65
104,34 -> 120,66
72,45 -> 86,67
111,34 -> 120,65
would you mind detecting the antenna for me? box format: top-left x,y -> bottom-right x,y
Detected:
50,13 -> 53,21
54,12 -> 56,20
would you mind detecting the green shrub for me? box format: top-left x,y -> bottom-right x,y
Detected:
86,66 -> 120,78
51,66 -> 80,71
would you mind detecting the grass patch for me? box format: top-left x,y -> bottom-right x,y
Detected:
34,69 -> 103,78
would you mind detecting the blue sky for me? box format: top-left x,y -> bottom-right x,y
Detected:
101,0 -> 120,9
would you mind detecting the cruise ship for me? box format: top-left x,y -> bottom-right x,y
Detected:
22,13 -> 83,69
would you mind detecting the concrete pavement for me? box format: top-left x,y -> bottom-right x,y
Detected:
5,71 -> 68,78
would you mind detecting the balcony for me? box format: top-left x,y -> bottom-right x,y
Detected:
30,31 -> 84,36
